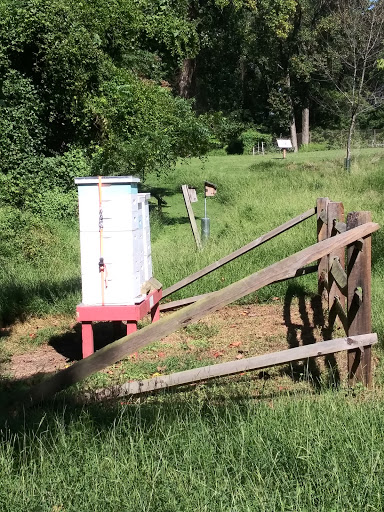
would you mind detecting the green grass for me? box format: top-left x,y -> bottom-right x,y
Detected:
150,148 -> 384,340
3,148 -> 384,511
0,214 -> 81,324
1,390 -> 384,511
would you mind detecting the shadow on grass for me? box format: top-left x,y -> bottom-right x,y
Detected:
0,276 -> 81,326
49,321 -> 131,362
0,283 -> 344,423
281,284 -> 340,388
0,371 -> 320,435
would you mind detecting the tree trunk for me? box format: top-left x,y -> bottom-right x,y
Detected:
302,107 -> 310,146
290,115 -> 298,152
346,112 -> 357,161
286,73 -> 298,152
179,58 -> 196,99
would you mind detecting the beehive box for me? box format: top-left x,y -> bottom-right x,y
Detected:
75,176 -> 152,305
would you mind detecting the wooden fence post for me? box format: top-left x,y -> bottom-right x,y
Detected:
317,197 -> 330,304
327,202 -> 346,328
347,211 -> 372,387
181,184 -> 202,250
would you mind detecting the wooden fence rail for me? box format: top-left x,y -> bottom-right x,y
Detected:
160,264 -> 318,312
89,334 -> 378,399
20,221 -> 378,407
162,207 -> 316,299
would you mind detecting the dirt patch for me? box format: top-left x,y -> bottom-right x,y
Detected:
10,347 -> 69,380
2,300 -> 354,386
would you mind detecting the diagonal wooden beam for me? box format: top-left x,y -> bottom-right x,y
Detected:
160,264 -> 318,312
162,207 -> 316,298
89,333 -> 377,399
22,221 -> 379,406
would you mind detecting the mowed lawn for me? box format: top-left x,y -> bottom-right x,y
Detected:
2,148 -> 384,511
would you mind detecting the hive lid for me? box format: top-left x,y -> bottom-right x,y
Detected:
74,176 -> 140,185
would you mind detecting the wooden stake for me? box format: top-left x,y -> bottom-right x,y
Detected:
347,211 -> 373,387
181,184 -> 202,250
327,202 -> 346,326
317,197 -> 329,304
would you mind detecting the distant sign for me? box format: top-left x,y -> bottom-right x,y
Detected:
276,139 -> 293,149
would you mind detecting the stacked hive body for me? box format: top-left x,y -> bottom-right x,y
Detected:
75,176 -> 152,305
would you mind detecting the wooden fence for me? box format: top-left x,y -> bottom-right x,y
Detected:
317,198 -> 373,386
19,198 -> 379,407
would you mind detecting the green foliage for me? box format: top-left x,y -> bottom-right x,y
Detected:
88,69 -> 210,178
0,70 -> 45,175
0,149 -> 90,219
0,207 -> 58,262
239,128 -> 273,154
0,0 -> 209,205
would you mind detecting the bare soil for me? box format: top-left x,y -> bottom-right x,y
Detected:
1,299 -> 354,387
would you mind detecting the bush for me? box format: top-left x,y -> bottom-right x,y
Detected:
88,70 -> 211,179
0,70 -> 45,175
239,128 -> 273,154
200,111 -> 246,151
0,207 -> 57,262
0,149 -> 91,219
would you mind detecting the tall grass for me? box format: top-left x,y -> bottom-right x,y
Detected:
0,216 -> 81,324
2,149 -> 384,512
1,148 -> 384,336
1,391 -> 384,511
150,148 -> 384,339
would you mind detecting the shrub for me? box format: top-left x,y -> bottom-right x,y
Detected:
239,128 -> 273,154
0,149 -> 91,219
0,207 -> 57,262
0,70 -> 45,175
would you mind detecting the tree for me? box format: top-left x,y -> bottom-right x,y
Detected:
0,0 -> 210,186
317,0 -> 384,165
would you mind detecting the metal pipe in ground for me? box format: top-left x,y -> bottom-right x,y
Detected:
201,217 -> 210,244
344,158 -> 351,172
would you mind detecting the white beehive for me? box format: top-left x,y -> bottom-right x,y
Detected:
75,176 -> 152,305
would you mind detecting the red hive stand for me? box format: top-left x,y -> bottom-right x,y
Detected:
76,287 -> 162,358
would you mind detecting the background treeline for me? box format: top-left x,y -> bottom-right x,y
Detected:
0,0 -> 384,217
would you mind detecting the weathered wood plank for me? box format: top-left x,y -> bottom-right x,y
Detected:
163,207 -> 317,298
329,296 -> 348,333
327,202 -> 345,321
347,211 -> 373,387
334,221 -> 347,233
160,265 -> 318,312
141,277 -> 162,295
90,334 -> 378,399
329,257 -> 347,291
181,184 -> 202,250
22,221 -> 379,406
317,197 -> 330,303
